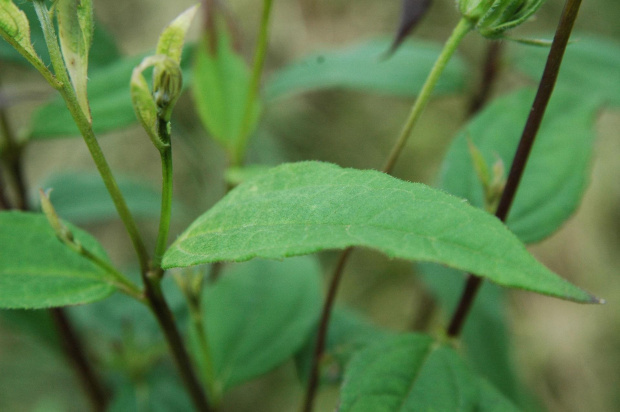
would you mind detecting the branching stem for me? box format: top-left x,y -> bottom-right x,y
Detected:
302,17 -> 474,412
447,0 -> 584,338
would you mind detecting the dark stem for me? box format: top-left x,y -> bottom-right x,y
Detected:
467,41 -> 503,116
447,0 -> 584,338
301,247 -> 353,412
0,102 -> 28,210
144,274 -> 212,412
50,308 -> 109,412
0,167 -> 11,209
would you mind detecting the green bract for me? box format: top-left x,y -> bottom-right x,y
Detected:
459,0 -> 545,38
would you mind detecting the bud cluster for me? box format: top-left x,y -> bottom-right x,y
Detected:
458,0 -> 545,38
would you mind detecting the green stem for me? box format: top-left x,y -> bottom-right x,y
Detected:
33,0 -> 150,274
303,17 -> 473,412
153,119 -> 173,268
382,17 -> 473,174
232,0 -> 274,167
186,286 -> 221,406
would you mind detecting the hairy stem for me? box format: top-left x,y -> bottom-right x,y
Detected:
153,119 -> 174,268
302,17 -> 474,412
33,0 -> 150,273
447,0 -> 584,338
383,17 -> 473,174
232,0 -> 274,167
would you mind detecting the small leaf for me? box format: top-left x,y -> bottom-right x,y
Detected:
264,39 -> 466,100
29,47 -> 193,139
512,34 -> 620,107
0,0 -> 47,69
130,57 -> 160,148
192,27 -> 260,157
163,161 -> 598,303
0,211 -> 115,309
156,4 -> 199,64
32,172 -> 171,224
389,0 -> 433,55
200,257 -> 322,390
339,334 -> 520,411
439,87 -> 600,244
57,0 -> 94,119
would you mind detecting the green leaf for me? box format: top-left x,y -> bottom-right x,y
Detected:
339,334 -> 520,411
57,0 -> 94,119
29,47 -> 192,139
192,29 -> 261,156
512,34 -> 620,107
32,172 -> 169,224
163,161 -> 598,303
0,0 -> 46,69
156,4 -> 199,64
439,87 -> 600,244
263,39 -> 466,100
0,2 -> 120,68
418,263 -> 524,405
295,307 -> 394,385
201,257 -> 322,390
0,211 -> 115,309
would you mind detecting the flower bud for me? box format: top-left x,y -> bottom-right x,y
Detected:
459,0 -> 545,38
152,57 -> 183,122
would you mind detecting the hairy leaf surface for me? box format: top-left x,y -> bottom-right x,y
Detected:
0,211 -> 115,308
163,161 -> 597,303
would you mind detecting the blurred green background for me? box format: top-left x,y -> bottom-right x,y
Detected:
1,0 -> 619,410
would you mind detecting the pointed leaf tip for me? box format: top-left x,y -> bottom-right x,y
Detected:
388,0 -> 433,55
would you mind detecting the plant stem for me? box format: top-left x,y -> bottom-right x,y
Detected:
302,247 -> 353,412
467,41 -> 503,116
232,0 -> 274,167
33,0 -> 150,273
144,275 -> 212,412
302,18 -> 474,412
447,0 -> 584,338
50,308 -> 109,412
186,287 -> 221,406
153,118 -> 174,268
383,17 -> 473,174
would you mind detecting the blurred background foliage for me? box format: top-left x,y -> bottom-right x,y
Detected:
1,0 -> 619,411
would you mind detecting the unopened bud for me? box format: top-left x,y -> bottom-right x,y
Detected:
152,58 -> 183,121
459,0 -> 546,38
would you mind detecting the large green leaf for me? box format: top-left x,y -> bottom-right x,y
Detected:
163,161 -> 597,303
200,257 -> 322,390
29,48 -> 192,139
439,87 -> 600,244
339,334 -> 520,411
263,39 -> 466,100
192,29 -> 260,157
0,211 -> 115,309
512,34 -> 620,107
32,172 -> 168,224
